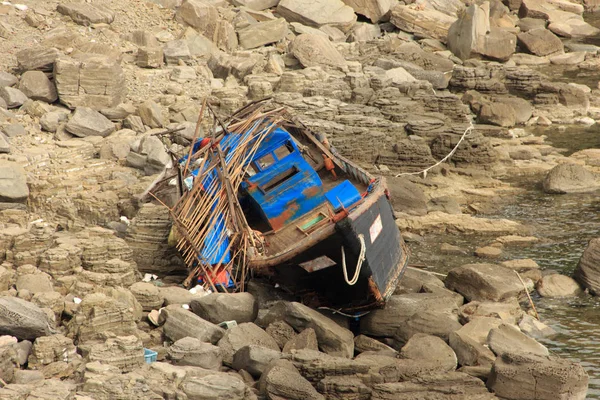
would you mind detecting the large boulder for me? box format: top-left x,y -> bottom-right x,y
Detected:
478,102 -> 517,127
487,324 -> 549,357
65,107 -> 116,137
18,71 -> 58,103
487,352 -> 588,399
162,305 -> 225,344
0,297 -> 52,340
542,163 -> 600,194
277,0 -> 357,32
190,292 -> 258,324
291,34 -> 346,68
536,274 -> 583,297
517,28 -> 564,56
447,2 -> 516,61
449,325 -> 496,367
54,55 -> 126,110
232,345 -> 283,377
575,238 -> 600,294
444,264 -> 524,302
400,333 -> 458,372
390,4 -> 457,42
283,327 -> 319,353
168,337 -> 223,369
259,301 -> 354,358
342,0 -> 392,22
259,359 -> 325,400
0,161 -> 29,203
129,282 -> 164,311
218,322 -> 280,366
393,310 -> 462,346
361,293 -> 459,338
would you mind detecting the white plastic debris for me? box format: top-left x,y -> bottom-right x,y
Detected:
120,216 -> 131,225
182,304 -> 190,310
73,297 -> 82,304
14,3 -> 27,10
218,320 -> 238,330
142,273 -> 158,282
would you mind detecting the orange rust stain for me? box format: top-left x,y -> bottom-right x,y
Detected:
269,202 -> 299,230
302,186 -> 320,197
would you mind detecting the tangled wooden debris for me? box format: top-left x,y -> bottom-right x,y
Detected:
150,101 -> 287,292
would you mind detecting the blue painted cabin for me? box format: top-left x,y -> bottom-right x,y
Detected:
239,127 -> 362,231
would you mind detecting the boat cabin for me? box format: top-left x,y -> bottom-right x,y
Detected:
240,127 -> 363,233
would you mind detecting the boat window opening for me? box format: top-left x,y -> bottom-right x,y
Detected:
261,166 -> 299,193
274,142 -> 293,161
298,212 -> 328,234
257,153 -> 276,170
245,162 -> 259,177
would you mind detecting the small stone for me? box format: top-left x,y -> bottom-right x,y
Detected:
163,40 -> 192,65
0,72 -> 18,87
0,87 -> 28,108
500,259 -> 540,270
40,111 -> 68,133
0,131 -> 9,153
441,243 -> 466,255
138,100 -> 164,128
137,47 -> 164,69
474,246 -> 502,259
283,328 -> 318,353
170,66 -> 196,82
2,123 -> 26,138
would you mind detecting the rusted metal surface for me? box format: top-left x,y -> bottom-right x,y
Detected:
299,255 -> 337,273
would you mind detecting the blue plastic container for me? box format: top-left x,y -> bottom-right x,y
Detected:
144,348 -> 158,364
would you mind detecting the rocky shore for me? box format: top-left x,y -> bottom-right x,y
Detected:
0,0 -> 599,398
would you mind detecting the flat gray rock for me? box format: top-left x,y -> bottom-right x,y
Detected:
0,87 -> 28,108
0,297 -> 52,340
543,163 -> 600,194
66,107 -> 116,137
0,161 -> 28,202
57,3 -> 115,25
445,263 -> 524,302
190,292 -> 258,325
488,352 -> 588,400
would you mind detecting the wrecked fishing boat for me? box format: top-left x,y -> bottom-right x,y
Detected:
150,100 -> 409,312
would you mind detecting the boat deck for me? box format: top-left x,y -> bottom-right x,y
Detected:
256,169 -> 368,256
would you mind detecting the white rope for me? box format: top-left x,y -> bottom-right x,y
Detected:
395,119 -> 474,179
341,234 -> 366,286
